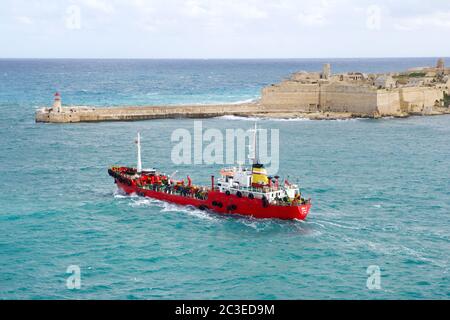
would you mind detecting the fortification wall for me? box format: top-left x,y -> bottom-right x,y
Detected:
321,84 -> 378,114
399,87 -> 444,113
375,87 -> 443,115
261,82 -> 320,111
261,82 -> 379,114
260,78 -> 446,116
376,90 -> 401,115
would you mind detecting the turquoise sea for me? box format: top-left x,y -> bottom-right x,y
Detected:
0,59 -> 449,299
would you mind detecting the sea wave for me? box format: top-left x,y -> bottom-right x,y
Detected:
113,189 -> 137,198
124,195 -> 219,222
217,115 -> 364,122
160,202 -> 219,222
179,97 -> 258,106
228,98 -> 258,105
217,115 -> 311,122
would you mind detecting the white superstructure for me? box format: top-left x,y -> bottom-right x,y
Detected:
216,123 -> 302,204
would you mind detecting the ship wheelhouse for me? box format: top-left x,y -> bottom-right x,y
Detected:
217,164 -> 301,203
215,122 -> 303,204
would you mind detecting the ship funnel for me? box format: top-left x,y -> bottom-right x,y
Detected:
135,132 -> 142,174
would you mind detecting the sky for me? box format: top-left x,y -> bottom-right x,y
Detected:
1,0 -> 450,58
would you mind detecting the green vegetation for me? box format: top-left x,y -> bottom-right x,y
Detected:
408,72 -> 427,78
444,93 -> 450,107
393,72 -> 428,86
394,72 -> 426,81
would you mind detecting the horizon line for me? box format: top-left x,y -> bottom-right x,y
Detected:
0,56 -> 448,60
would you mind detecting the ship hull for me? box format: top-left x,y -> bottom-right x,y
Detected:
116,181 -> 311,220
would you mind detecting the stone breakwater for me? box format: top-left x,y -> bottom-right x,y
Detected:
35,102 -> 450,123
35,103 -> 263,123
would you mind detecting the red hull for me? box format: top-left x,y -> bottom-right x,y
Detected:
116,181 -> 311,220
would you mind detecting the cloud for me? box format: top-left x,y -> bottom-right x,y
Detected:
298,8 -> 327,26
366,5 -> 382,31
394,11 -> 450,31
180,0 -> 267,20
80,0 -> 115,15
2,0 -> 450,58
15,15 -> 33,25
297,0 -> 337,27
184,0 -> 209,17
129,0 -> 155,12
65,5 -> 82,30
233,2 -> 267,20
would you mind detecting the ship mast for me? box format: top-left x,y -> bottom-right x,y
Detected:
249,122 -> 259,165
135,132 -> 142,174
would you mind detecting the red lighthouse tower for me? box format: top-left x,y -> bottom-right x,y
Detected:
53,92 -> 62,113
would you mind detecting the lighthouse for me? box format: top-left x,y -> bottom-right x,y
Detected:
52,92 -> 62,112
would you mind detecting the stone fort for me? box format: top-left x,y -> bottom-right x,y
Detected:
261,59 -> 450,116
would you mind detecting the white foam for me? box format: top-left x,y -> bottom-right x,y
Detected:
218,115 -> 263,121
319,220 -> 362,230
124,194 -> 219,222
228,98 -> 258,105
328,118 -> 360,122
216,115 -> 368,122
160,202 -> 218,221
217,115 -> 311,122
275,117 -> 312,122
401,245 -> 446,268
239,217 -> 267,230
113,189 -> 138,199
129,198 -> 158,207
301,220 -> 326,229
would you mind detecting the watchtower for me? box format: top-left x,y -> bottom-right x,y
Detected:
322,63 -> 331,79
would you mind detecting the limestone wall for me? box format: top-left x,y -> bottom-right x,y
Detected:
261,82 -> 379,114
260,77 -> 445,116
261,82 -> 320,111
375,87 -> 444,115
321,84 -> 378,114
376,90 -> 401,115
35,103 -> 269,123
399,87 -> 444,113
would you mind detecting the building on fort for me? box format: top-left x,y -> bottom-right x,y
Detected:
261,59 -> 450,116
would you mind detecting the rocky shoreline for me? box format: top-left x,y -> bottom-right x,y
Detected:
249,108 -> 450,120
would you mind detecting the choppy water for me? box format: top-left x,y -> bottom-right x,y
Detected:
0,59 -> 449,299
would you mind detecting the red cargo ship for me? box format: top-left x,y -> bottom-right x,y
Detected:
109,127 -> 311,220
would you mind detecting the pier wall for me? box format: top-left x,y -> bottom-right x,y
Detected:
35,103 -> 278,123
